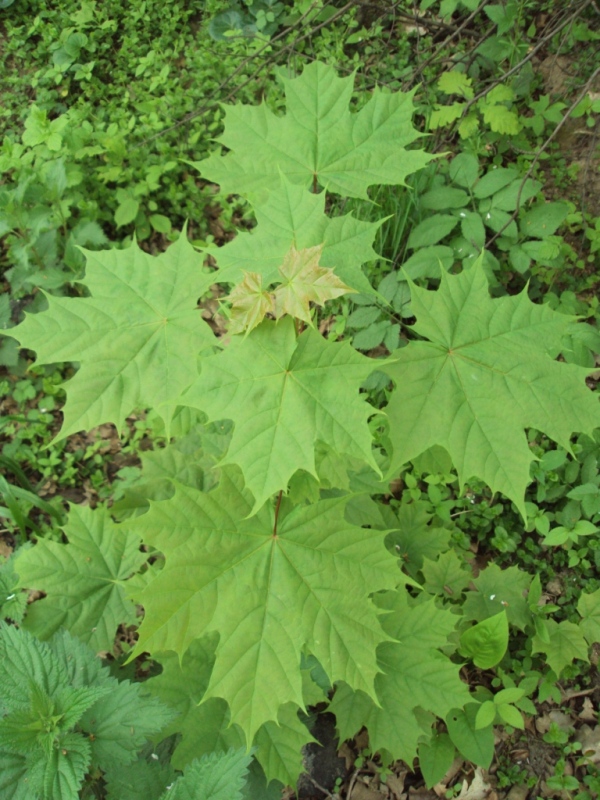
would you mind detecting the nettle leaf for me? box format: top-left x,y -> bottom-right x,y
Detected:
16,505 -> 147,652
128,471 -> 399,742
8,235 -> 216,438
384,264 -> 599,516
26,732 -> 90,800
161,748 -> 251,800
208,178 -> 381,296
181,318 -> 381,512
330,588 -> 469,763
272,245 -> 352,324
193,61 -> 432,199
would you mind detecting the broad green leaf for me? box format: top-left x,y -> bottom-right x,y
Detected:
330,588 -> 469,763
463,564 -> 532,631
383,265 -> 599,516
147,636 -> 244,771
254,704 -> 315,787
80,680 -> 175,769
406,214 -> 459,249
128,474 -> 398,742
473,168 -> 518,199
497,703 -> 524,729
16,505 -> 147,652
449,153 -> 479,188
418,734 -> 456,788
227,272 -> 275,335
7,236 -> 217,438
420,188 -> 470,210
446,704 -> 494,768
400,246 -> 454,281
105,757 -> 175,800
160,748 -> 251,800
181,318 -> 381,512
193,61 -> 432,199
0,553 -> 26,624
207,178 -> 381,296
460,612 -> 508,669
578,588 -> 600,645
272,244 -> 352,324
0,752 -> 29,800
0,624 -> 68,710
520,202 -> 569,239
531,619 -> 589,676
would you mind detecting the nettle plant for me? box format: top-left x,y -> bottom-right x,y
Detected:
5,63 -> 600,791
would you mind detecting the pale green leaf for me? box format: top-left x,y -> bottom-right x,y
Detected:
193,61 -> 432,199
16,505 -> 147,652
383,265 -> 599,516
8,236 -> 217,437
438,71 -> 474,99
475,701 -> 496,730
129,475 -> 398,742
207,178 -> 381,296
181,317 -> 380,512
460,611 -> 508,669
497,703 -> 524,729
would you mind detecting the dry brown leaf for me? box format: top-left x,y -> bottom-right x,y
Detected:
576,724 -> 600,764
455,768 -> 493,800
579,697 -> 596,722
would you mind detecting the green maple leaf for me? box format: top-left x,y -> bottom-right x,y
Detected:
148,636 -> 317,786
330,588 -> 469,763
8,235 -> 216,438
384,265 -> 599,515
16,505 -> 147,652
193,61 -> 432,199
531,619 -> 589,676
128,470 -> 398,742
181,317 -> 381,512
272,244 -> 353,324
207,179 -> 381,296
463,563 -> 532,631
578,588 -> 600,645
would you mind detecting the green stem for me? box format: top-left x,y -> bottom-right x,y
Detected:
273,490 -> 283,537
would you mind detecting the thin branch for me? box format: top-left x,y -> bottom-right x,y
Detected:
485,64 -> 600,249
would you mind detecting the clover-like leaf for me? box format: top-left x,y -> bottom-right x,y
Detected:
384,264 -> 599,516
193,61 -> 432,199
181,317 -> 381,512
7,235 -> 216,438
272,244 -> 353,324
208,178 -> 381,296
128,470 -> 398,743
16,505 -> 147,652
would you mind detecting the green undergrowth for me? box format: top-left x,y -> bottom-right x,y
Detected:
1,2 -> 600,798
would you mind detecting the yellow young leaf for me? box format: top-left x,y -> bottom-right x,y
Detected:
227,272 -> 274,335
273,244 -> 353,324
